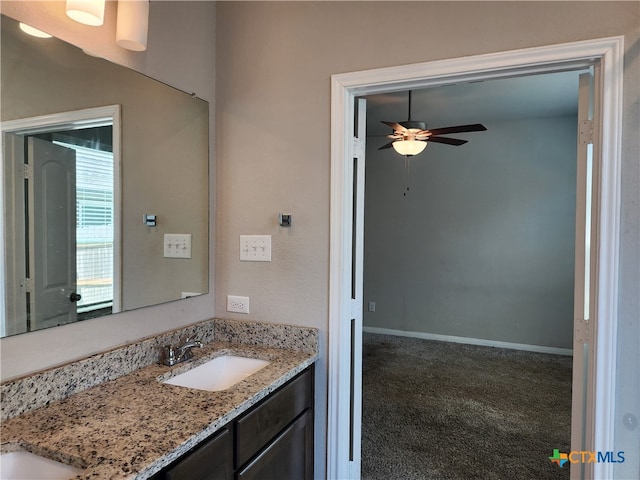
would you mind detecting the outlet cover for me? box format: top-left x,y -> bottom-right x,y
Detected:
227,295 -> 250,314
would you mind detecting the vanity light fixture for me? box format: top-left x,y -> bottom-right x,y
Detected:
116,0 -> 150,51
66,0 -> 106,26
18,23 -> 52,38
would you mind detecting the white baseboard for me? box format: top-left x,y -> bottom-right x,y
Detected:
363,326 -> 573,356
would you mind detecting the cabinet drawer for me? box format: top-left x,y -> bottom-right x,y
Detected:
237,410 -> 313,480
235,369 -> 312,468
164,427 -> 233,480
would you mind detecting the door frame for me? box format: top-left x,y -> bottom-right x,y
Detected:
328,36 -> 623,479
1,105 -> 122,319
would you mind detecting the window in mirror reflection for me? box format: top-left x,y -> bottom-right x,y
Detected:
52,135 -> 114,320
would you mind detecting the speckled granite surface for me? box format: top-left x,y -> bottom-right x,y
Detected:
1,320 -> 217,422
1,318 -> 317,421
0,319 -> 318,479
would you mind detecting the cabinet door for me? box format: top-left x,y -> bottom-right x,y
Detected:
237,410 -> 313,480
164,427 -> 233,480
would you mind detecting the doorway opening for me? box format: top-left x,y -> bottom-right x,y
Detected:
1,105 -> 121,336
328,37 -> 623,480
360,68 -> 584,477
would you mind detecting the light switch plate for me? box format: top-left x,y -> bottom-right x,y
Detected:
164,234 -> 192,258
240,235 -> 271,261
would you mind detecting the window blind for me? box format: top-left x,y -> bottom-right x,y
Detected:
54,141 -> 114,312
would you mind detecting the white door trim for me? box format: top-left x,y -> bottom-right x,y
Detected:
1,105 -> 123,314
329,36 -> 623,480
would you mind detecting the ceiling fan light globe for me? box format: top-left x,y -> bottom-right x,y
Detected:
392,140 -> 427,156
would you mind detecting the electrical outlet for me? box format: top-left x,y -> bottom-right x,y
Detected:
368,302 -> 376,312
227,295 -> 250,314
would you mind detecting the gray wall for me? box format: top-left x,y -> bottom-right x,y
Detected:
364,116 -> 577,349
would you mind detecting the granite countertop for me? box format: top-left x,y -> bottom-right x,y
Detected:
1,340 -> 317,479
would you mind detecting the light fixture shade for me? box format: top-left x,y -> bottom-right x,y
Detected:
116,0 -> 149,52
19,23 -> 52,38
66,0 -> 105,26
392,140 -> 427,156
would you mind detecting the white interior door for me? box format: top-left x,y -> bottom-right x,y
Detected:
349,97 -> 366,478
570,70 -> 598,480
28,137 -> 79,330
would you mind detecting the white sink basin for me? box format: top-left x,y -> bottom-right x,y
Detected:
0,450 -> 82,480
162,355 -> 270,392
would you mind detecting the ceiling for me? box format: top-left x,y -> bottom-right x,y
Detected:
365,69 -> 588,139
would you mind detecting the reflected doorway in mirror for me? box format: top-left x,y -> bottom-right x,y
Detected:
1,106 -> 121,337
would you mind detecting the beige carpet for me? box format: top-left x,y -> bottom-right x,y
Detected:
361,332 -> 572,480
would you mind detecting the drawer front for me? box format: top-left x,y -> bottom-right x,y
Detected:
237,410 -> 314,480
165,427 -> 233,480
235,369 -> 312,468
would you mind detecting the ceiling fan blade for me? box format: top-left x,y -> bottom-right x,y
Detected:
428,136 -> 468,146
381,121 -> 407,132
378,141 -> 395,150
427,123 -> 487,136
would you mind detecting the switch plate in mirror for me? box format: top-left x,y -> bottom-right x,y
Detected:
164,234 -> 192,258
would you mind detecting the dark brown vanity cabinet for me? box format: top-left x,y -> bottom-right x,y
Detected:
163,427 -> 233,480
152,366 -> 314,480
237,410 -> 313,480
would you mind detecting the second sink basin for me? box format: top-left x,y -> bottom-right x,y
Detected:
0,450 -> 82,480
162,355 -> 270,392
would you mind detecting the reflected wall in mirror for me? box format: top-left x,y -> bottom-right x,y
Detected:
1,14 -> 209,338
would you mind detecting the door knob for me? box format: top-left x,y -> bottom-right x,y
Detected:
69,292 -> 82,303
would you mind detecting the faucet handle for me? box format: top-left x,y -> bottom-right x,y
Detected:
161,344 -> 177,366
181,336 -> 203,347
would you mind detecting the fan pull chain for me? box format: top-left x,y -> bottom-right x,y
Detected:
403,155 -> 411,196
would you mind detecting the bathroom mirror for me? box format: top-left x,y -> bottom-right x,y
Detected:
1,15 -> 209,337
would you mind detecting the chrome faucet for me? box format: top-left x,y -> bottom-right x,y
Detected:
161,337 -> 203,366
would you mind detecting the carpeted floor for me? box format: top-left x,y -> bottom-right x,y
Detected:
362,332 -> 573,480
